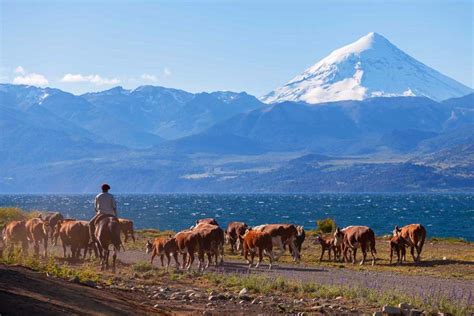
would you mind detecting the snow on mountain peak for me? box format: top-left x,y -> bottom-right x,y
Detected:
262,32 -> 472,104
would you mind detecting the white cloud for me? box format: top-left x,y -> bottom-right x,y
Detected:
14,66 -> 26,74
13,73 -> 49,86
60,73 -> 120,85
163,67 -> 172,77
141,73 -> 158,83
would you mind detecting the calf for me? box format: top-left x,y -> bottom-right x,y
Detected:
334,226 -> 377,265
145,236 -> 179,267
3,220 -> 29,256
389,234 -> 407,264
226,221 -> 248,254
242,230 -> 274,270
118,218 -> 135,243
393,224 -> 426,262
174,230 -> 204,270
314,234 -> 340,262
25,218 -> 50,257
253,224 -> 300,262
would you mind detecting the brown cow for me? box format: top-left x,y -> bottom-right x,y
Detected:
389,234 -> 407,264
145,236 -> 179,268
393,224 -> 426,262
334,226 -> 377,265
242,230 -> 274,270
174,230 -> 204,270
196,218 -> 219,226
25,218 -> 50,257
94,215 -> 122,272
54,220 -> 96,259
118,218 -> 135,243
253,224 -> 300,262
192,222 -> 225,268
3,221 -> 29,256
39,212 -> 64,241
314,234 -> 340,262
226,222 -> 248,254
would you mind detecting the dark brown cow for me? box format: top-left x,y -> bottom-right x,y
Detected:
94,215 -> 122,272
39,212 -> 64,241
192,222 -> 225,268
334,226 -> 377,265
389,234 -> 407,264
253,224 -> 300,262
226,222 -> 248,254
196,218 -> 219,226
393,224 -> 426,262
314,234 -> 340,262
118,218 -> 135,243
54,220 -> 96,259
174,230 -> 204,270
25,218 -> 50,257
242,230 -> 274,270
145,236 -> 179,267
3,221 -> 29,256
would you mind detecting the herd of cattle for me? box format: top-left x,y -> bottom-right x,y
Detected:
1,212 -> 427,272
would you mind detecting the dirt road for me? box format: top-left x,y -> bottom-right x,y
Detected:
118,249 -> 474,307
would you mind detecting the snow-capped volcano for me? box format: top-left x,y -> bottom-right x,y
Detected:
262,32 -> 472,104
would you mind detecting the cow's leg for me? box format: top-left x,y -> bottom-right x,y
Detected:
274,237 -> 284,260
150,251 -> 156,265
160,254 -> 164,267
187,251 -> 194,270
131,231 -> 135,243
244,247 -> 251,268
256,248 -> 263,268
181,253 -> 187,269
250,250 -> 255,268
290,240 -> 300,262
266,250 -> 274,270
328,247 -> 332,261
112,247 -> 117,273
352,248 -> 357,264
319,247 -> 325,261
410,246 -> 416,263
206,251 -> 212,269
360,242 -> 367,265
43,236 -> 48,257
172,253 -> 180,269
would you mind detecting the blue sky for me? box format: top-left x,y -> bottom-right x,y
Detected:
1,0 -> 472,95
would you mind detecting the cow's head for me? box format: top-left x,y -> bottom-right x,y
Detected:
333,227 -> 344,246
145,240 -> 153,254
313,234 -> 323,245
392,225 -> 401,237
296,225 -> 304,236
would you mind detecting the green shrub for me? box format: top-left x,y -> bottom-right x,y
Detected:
132,261 -> 153,273
315,218 -> 336,234
0,207 -> 41,227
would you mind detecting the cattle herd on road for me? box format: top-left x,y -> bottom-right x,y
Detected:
1,212 -> 427,272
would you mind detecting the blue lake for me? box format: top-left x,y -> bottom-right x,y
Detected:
0,194 -> 472,240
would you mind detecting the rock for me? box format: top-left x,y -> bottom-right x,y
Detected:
373,312 -> 383,316
329,305 -> 339,309
153,304 -> 160,308
69,276 -> 80,283
382,305 -> 402,315
206,302 -> 214,307
399,303 -> 412,310
335,296 -> 343,300
409,310 -> 423,316
82,280 -> 97,288
238,300 -> 245,305
239,288 -> 248,297
208,295 -> 218,301
442,256 -> 447,260
311,306 -> 324,311
159,287 -> 169,293
251,299 -> 259,304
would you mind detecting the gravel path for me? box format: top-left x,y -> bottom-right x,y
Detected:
118,250 -> 474,308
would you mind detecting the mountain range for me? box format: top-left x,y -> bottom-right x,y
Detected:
0,32 -> 473,193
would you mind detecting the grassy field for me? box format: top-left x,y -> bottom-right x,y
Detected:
1,207 -> 473,315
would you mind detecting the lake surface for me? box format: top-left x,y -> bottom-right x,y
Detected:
0,194 -> 473,240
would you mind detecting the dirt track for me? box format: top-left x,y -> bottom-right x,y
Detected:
0,264 -> 158,316
119,249 -> 474,307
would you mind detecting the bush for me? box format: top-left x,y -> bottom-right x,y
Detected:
315,218 -> 336,234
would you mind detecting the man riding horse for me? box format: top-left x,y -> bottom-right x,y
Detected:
89,183 -> 118,243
